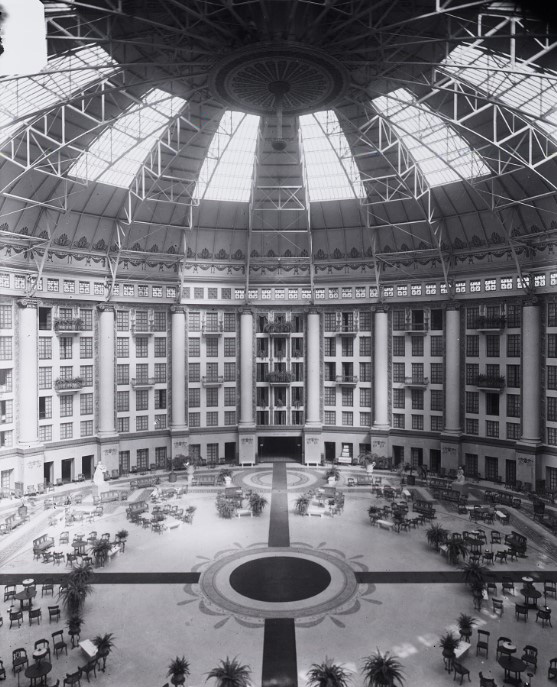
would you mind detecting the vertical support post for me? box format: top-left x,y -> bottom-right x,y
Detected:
373,307 -> 389,430
444,305 -> 461,435
239,309 -> 256,465
305,310 -> 321,427
170,306 -> 187,431
17,299 -> 39,446
521,298 -> 541,444
97,304 -> 116,437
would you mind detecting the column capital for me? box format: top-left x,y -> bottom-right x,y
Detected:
522,295 -> 539,307
307,308 -> 320,316
240,308 -> 253,316
96,303 -> 115,313
17,298 -> 39,309
443,301 -> 461,311
372,304 -> 389,314
170,305 -> 186,314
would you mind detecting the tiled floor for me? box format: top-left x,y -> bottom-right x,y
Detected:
1,465 -> 556,686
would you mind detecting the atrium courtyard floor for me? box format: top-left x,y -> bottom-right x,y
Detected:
1,464 -> 556,687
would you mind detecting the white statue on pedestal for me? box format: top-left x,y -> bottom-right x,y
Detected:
93,461 -> 108,497
456,466 -> 465,484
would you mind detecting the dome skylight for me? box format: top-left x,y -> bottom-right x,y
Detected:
299,110 -> 365,202
0,45 -> 117,147
373,88 -> 491,187
68,89 -> 187,188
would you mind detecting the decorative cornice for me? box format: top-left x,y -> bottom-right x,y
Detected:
17,298 -> 38,309
170,305 -> 186,314
444,301 -> 461,311
522,295 -> 539,307
372,305 -> 389,314
96,303 -> 115,313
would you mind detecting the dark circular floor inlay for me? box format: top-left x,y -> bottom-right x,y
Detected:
229,556 -> 331,602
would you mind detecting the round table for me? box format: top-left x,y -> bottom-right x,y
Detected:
501,642 -> 517,655
521,585 -> 542,608
22,578 -> 35,588
25,660 -> 52,686
522,576 -> 534,584
14,588 -> 36,609
32,647 -> 48,664
498,656 -> 527,685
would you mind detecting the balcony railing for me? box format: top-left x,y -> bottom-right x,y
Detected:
265,371 -> 294,385
131,377 -> 155,388
335,375 -> 359,386
472,316 -> 506,331
402,321 -> 428,334
264,321 -> 292,335
54,318 -> 84,334
256,348 -> 269,358
131,323 -> 155,335
202,322 -> 223,335
54,378 -> 84,393
335,323 -> 358,336
474,374 -> 506,391
403,376 -> 429,388
202,375 -> 224,387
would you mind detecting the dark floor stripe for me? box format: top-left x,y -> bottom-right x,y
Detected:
354,570 -> 557,584
268,462 -> 289,548
0,572 -> 201,585
262,618 -> 298,687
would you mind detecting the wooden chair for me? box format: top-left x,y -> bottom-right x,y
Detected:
52,629 -> 68,658
494,550 -> 507,564
496,637 -> 513,660
548,657 -> 557,680
521,645 -> 538,673
9,609 -> 23,628
476,629 -> 490,658
63,668 -> 82,686
482,551 -> 494,565
12,648 -> 28,676
34,638 -> 51,663
492,598 -> 504,616
544,580 -> 557,598
42,578 -> 55,596
479,672 -> 497,686
486,582 -> 497,595
515,603 -> 528,621
79,657 -> 98,682
490,531 -> 501,544
536,607 -> 552,627
502,580 -> 515,595
29,607 -> 42,625
3,584 -> 16,602
48,605 -> 61,623
0,659 -> 6,681
59,531 -> 70,544
453,661 -> 471,684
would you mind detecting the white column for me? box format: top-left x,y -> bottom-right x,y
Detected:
521,299 -> 541,444
239,310 -> 254,427
305,310 -> 321,426
97,304 -> 116,436
17,299 -> 39,446
170,306 -> 187,430
445,305 -> 461,434
373,308 -> 389,430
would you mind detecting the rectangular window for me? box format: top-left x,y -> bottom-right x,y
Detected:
360,388 -> 372,407
430,389 -> 443,411
411,336 -> 424,357
206,388 -> 219,407
359,362 -> 371,382
324,313 -> 336,332
135,311 -> 149,331
506,422 -> 520,440
80,337 -> 93,358
189,388 -> 200,407
224,410 -> 236,425
392,336 -> 405,357
431,415 -> 444,431
466,335 -> 479,357
466,418 -> 478,435
507,304 -> 521,328
342,411 -> 353,426
507,334 -> 521,357
116,311 -> 129,331
136,416 -> 148,431
38,367 -> 52,390
506,394 -> 521,418
485,393 -> 500,415
411,362 -> 424,381
116,338 -> 129,358
206,411 -> 218,426
79,365 -> 92,387
430,336 -> 443,357
486,420 -> 499,438
206,337 -> 219,357
393,363 -> 405,383
188,412 -> 200,428
189,313 -> 200,331
359,311 -> 372,330
80,393 -> 93,415
189,338 -> 200,357
549,303 -> 557,327
154,363 -> 167,384
430,363 -> 443,385
223,313 -> 236,332
155,447 -> 167,468
59,337 -> 73,359
38,425 -> 52,442
154,389 -> 166,410
360,412 -> 371,426
117,364 -> 129,385
507,365 -> 520,388
393,388 -> 405,408
117,391 -> 129,412
153,311 -> 166,331
392,414 -> 405,429
189,363 -> 200,382
154,337 -> 166,357
224,387 -> 236,406
136,390 -> 149,411
466,363 -> 479,385
324,338 -> 336,356
0,305 -> 12,328
80,309 -> 93,330
136,337 -> 149,358
392,310 -> 405,331
37,337 -> 51,360
324,411 -> 336,424
359,337 -> 372,356
324,387 -> 336,406
547,365 -> 557,390
117,417 -> 129,433
341,388 -> 353,407
324,362 -> 336,381
547,396 -> 557,422
59,366 -> 73,381
341,338 -> 353,357
224,338 -> 236,357
39,396 -> 52,420
154,414 -> 166,430
412,414 -> 424,430
80,420 -> 93,437
59,395 -> 73,418
485,334 -> 500,357
60,422 -> 73,440
466,391 -> 479,414
548,427 -> 557,446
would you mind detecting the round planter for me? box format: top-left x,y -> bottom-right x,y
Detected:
327,477 -> 337,486
170,675 -> 186,686
224,476 -> 232,487
406,474 -> 416,486
168,472 -> 178,483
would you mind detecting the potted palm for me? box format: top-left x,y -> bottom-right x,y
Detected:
361,650 -> 405,686
457,613 -> 476,642
90,539 -> 112,567
248,493 -> 268,516
307,658 -> 352,687
67,613 -> 84,648
325,467 -> 340,485
439,631 -> 460,671
426,524 -> 449,551
93,633 -> 115,672
295,495 -> 310,515
206,656 -> 251,687
167,656 -> 190,686
219,469 -> 233,487
461,561 -> 488,589
115,529 -> 128,552
446,539 -> 468,565
59,562 -> 94,615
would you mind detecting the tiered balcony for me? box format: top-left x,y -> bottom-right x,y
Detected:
202,375 -> 224,387
472,316 -> 506,332
265,370 -> 294,385
131,377 -> 155,388
335,323 -> 358,337
54,378 -> 84,394
474,374 -> 506,392
335,375 -> 359,386
202,322 -> 223,336
402,376 -> 429,388
131,323 -> 155,336
54,318 -> 84,335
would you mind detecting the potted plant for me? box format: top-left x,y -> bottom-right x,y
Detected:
446,539 -> 468,565
361,650 -> 405,686
206,657 -> 251,687
216,496 -> 236,519
307,657 -> 352,687
439,631 -> 460,669
457,613 -> 476,642
115,529 -> 128,552
295,495 -> 310,515
90,539 -> 112,567
219,469 -> 233,487
167,656 -> 190,686
461,561 -> 488,589
325,467 -> 340,485
249,493 -> 268,516
368,505 -> 380,524
426,524 -> 449,551
59,562 -> 94,615
184,505 -> 196,524
93,632 -> 115,672
67,613 -> 84,648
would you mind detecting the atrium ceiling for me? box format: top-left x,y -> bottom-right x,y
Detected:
0,0 -> 556,286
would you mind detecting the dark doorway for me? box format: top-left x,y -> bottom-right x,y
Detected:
505,459 -> 516,487
43,461 -> 53,486
82,455 -> 94,479
259,436 -> 302,462
324,442 -> 336,463
393,445 -> 404,468
225,442 -> 236,463
61,458 -> 73,483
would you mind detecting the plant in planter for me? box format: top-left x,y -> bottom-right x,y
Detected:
184,505 -> 196,524
90,539 -> 112,567
439,631 -> 460,666
461,561 -> 489,589
426,524 -> 449,551
325,467 -> 340,482
206,656 -> 251,687
216,496 -> 236,519
218,469 -> 233,486
59,563 -> 94,615
361,650 -> 405,686
93,632 -> 115,672
115,529 -> 129,552
307,657 -> 352,687
446,539 -> 468,565
249,493 -> 268,516
67,613 -> 84,648
295,495 -> 310,515
457,613 -> 477,642
167,656 -> 191,686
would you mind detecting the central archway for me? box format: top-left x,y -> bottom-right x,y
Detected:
258,436 -> 302,462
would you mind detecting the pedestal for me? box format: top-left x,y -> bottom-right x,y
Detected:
238,430 -> 256,466
303,430 -> 322,466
